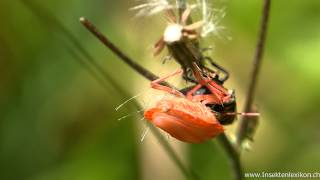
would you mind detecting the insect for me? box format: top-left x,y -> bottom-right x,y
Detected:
150,4 -> 239,123
144,62 -> 240,143
133,1 -> 259,143
144,65 -> 259,143
144,69 -> 225,143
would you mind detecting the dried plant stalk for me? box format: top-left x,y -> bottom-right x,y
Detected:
236,0 -> 271,148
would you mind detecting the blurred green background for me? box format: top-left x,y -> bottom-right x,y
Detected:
1,0 -> 320,179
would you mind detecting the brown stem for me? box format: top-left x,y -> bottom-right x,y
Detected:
236,0 -> 271,146
79,17 -> 173,87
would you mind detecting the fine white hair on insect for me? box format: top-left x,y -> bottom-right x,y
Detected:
117,109 -> 144,121
166,133 -> 171,141
115,84 -> 173,122
115,88 -> 150,111
140,126 -> 150,142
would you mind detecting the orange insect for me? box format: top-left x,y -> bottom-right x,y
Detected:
144,67 -> 228,143
144,96 -> 224,143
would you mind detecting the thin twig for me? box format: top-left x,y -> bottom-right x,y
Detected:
79,17 -> 172,88
236,0 -> 271,146
80,17 -> 242,180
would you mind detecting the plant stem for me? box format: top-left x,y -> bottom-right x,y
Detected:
236,0 -> 271,147
79,17 -> 173,87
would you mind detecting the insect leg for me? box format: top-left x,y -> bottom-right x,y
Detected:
161,55 -> 172,64
150,69 -> 185,97
186,83 -> 203,99
182,68 -> 197,83
191,62 -> 232,104
203,57 -> 229,83
191,63 -> 224,102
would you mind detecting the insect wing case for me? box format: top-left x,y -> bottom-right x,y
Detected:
144,96 -> 224,143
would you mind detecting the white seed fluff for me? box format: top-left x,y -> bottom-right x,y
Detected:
163,24 -> 183,43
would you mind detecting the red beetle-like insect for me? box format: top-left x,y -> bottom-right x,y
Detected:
144,95 -> 224,143
144,65 -> 230,143
137,5 -> 259,143
143,63 -> 258,143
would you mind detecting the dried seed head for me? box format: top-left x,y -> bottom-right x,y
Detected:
163,24 -> 184,43
131,0 -> 228,39
199,1 -> 226,38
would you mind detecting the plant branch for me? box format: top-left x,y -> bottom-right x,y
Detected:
236,0 -> 271,146
79,17 -> 173,88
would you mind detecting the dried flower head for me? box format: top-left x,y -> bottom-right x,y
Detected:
131,0 -> 226,38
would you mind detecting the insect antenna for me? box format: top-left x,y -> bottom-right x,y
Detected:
223,112 -> 260,116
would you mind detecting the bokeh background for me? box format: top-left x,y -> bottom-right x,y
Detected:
1,0 -> 320,179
